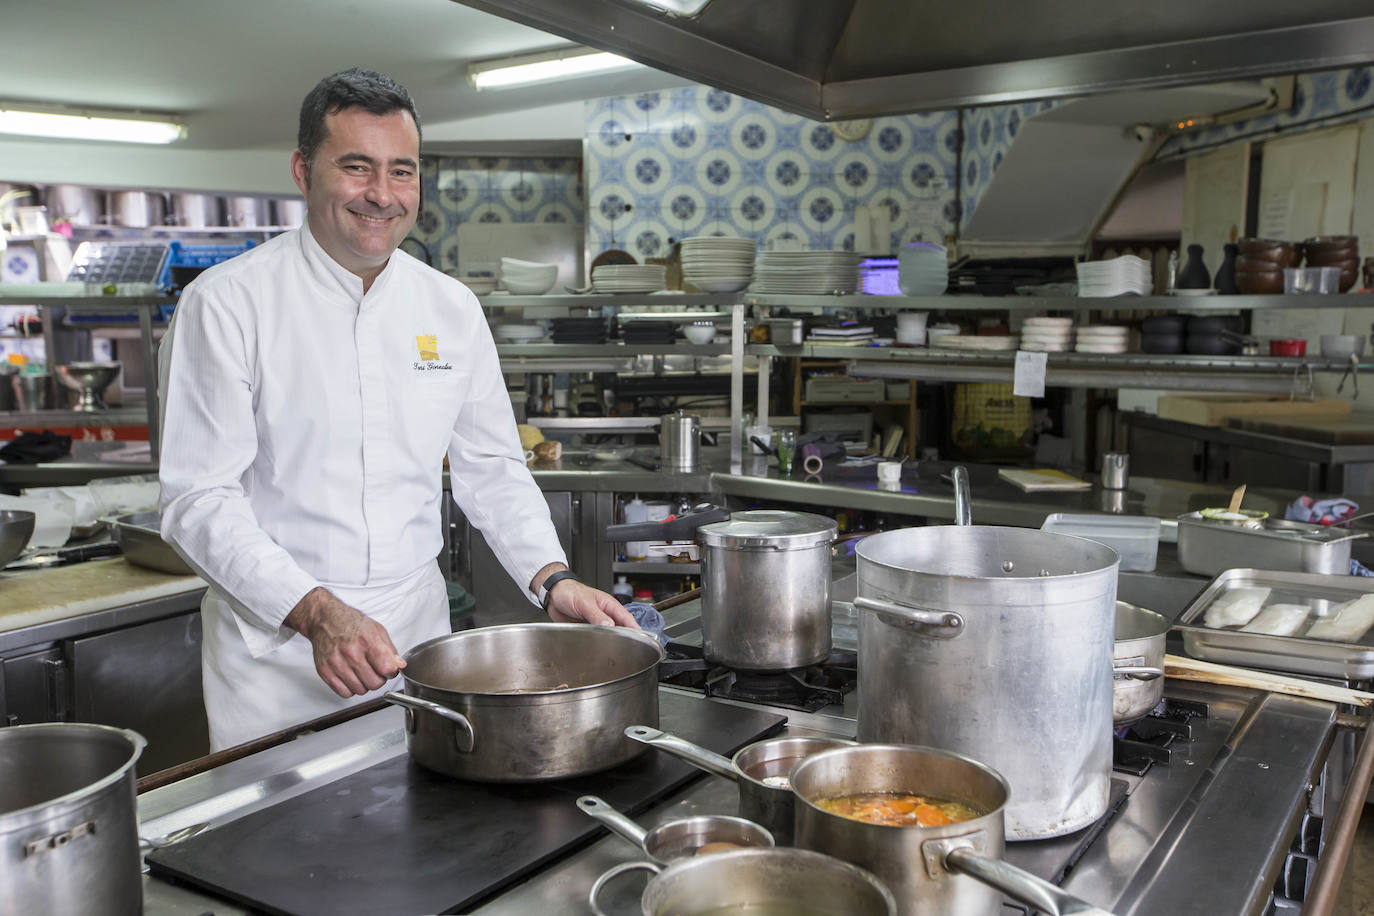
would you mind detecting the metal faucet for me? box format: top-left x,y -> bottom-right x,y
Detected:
952,465 -> 972,526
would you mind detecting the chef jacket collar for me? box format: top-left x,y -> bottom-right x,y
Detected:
297,220 -> 399,310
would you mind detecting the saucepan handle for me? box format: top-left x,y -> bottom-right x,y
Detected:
384,692 -> 475,753
589,860 -> 662,916
624,725 -> 740,782
1113,666 -> 1163,681
942,845 -> 1118,915
578,795 -> 650,849
849,597 -> 965,639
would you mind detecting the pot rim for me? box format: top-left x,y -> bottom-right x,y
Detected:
400,622 -> 664,700
856,525 -> 1119,582
1115,600 -> 1170,645
643,846 -> 898,908
731,735 -> 858,790
790,742 -> 1011,833
0,723 -> 145,824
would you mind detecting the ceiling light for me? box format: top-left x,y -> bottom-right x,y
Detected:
627,0 -> 713,15
468,48 -> 641,90
0,107 -> 184,144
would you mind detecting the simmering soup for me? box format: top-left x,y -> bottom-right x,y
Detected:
815,792 -> 982,827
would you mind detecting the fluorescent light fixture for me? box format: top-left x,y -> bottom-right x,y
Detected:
468,48 -> 641,90
629,0 -> 713,15
0,107 -> 184,144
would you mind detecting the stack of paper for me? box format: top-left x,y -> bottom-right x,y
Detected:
1075,255 -> 1152,297
808,324 -> 875,345
997,468 -> 1093,492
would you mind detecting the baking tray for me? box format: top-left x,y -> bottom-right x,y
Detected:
1175,568 -> 1374,679
1176,513 -> 1365,577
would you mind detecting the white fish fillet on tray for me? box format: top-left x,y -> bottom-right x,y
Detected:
1304,594 -> 1374,643
1203,586 -> 1272,629
1240,603 -> 1310,636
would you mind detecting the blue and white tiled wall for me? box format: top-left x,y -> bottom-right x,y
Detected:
584,87 -> 969,259
1159,66 -> 1374,158
413,156 -> 583,271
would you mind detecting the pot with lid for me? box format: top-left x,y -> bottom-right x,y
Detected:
659,410 -> 701,471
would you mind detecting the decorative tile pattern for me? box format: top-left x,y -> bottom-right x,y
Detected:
416,156 -> 584,271
1158,67 -> 1374,159
585,88 -> 970,258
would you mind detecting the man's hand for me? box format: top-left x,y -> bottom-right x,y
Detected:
531,564 -> 638,628
284,587 -> 407,698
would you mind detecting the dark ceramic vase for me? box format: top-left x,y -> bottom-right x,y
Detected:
1214,243 -> 1238,294
1177,244 -> 1211,289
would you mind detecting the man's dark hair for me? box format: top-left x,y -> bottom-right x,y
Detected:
297,68 -> 422,168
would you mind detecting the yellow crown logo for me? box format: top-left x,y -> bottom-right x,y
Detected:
416,334 -> 439,361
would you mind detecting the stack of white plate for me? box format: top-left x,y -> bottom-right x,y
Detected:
1074,325 -> 1131,353
681,237 -> 756,293
1075,255 -> 1151,297
591,264 -> 667,294
492,323 -> 546,343
932,335 -> 1020,351
896,311 -> 929,345
752,250 -> 861,295
898,243 -> 948,296
1019,316 -> 1074,352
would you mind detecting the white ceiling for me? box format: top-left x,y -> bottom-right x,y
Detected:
1,0 -> 687,153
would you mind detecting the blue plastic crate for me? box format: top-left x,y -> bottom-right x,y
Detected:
149,239 -> 256,321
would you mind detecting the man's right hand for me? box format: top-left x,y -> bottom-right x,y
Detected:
283,587 -> 406,698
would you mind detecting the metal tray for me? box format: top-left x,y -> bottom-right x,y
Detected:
111,512 -> 195,576
1175,568 -> 1374,679
1176,513 -> 1365,577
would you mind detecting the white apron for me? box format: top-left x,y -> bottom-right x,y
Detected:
201,562 -> 450,751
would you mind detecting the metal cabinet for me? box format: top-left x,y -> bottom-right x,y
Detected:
2,646 -> 64,726
69,611 -> 209,775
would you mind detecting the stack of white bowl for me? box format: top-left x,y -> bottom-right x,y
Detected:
752,250 -> 861,295
895,311 -> 929,345
591,264 -> 667,294
897,243 -> 948,295
681,237 -> 755,293
492,323 -> 546,343
500,258 -> 559,295
1074,325 -> 1131,353
1019,317 -> 1074,352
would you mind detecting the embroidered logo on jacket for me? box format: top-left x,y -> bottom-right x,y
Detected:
416,334 -> 439,361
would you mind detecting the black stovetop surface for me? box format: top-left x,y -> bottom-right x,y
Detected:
147,691 -> 785,916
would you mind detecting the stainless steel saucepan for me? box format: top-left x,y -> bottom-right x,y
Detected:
1113,600 -> 1168,725
577,795 -> 773,864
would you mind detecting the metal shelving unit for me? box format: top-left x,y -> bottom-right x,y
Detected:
745,293 -> 1374,312
0,296 -> 170,454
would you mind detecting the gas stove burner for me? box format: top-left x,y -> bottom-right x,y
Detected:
1113,697 -> 1210,777
659,642 -> 857,712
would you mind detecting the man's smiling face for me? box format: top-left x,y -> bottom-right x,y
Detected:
291,106 -> 420,286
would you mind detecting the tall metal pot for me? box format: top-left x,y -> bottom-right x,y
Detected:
855,525 -> 1118,840
659,410 -> 700,471
0,723 -> 146,916
699,510 -> 837,670
384,623 -> 662,781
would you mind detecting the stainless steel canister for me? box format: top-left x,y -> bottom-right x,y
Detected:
1101,452 -> 1129,489
659,410 -> 701,471
168,193 -> 224,228
698,510 -> 837,670
854,526 -> 1119,840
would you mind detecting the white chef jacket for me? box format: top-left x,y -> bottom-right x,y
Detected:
158,223 -> 565,750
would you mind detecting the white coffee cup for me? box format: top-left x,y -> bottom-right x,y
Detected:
877,460 -> 902,482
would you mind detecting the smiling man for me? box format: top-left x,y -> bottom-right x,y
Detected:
158,69 -> 633,750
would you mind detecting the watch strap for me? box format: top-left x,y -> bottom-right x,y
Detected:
539,570 -> 583,611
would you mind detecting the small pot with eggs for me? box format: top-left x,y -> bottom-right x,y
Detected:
625,725 -> 855,845
792,744 -> 1118,916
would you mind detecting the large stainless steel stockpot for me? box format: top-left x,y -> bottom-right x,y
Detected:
384,623 -> 662,782
855,525 -> 1119,840
1113,601 -> 1168,725
792,744 -> 1115,916
590,847 -> 897,916
625,725 -> 854,844
44,184 -> 104,225
0,723 -> 146,916
699,510 -> 837,670
168,192 -> 224,227
108,190 -> 165,228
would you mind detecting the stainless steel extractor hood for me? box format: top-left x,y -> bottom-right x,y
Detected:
453,0 -> 1374,119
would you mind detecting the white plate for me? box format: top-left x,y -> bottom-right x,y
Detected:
1022,317 -> 1074,329
1168,288 -> 1218,296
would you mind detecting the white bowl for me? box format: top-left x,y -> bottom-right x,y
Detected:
503,274 -> 558,295
493,324 -> 545,342
683,324 -> 717,345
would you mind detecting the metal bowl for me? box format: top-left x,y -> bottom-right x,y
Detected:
0,510 -> 36,567
55,362 -> 121,411
110,512 -> 194,575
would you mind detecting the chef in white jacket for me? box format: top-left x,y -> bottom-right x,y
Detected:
159,68 -> 635,751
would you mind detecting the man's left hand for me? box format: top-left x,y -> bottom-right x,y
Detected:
546,578 -> 639,628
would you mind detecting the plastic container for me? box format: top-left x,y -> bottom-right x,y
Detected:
155,239 -> 256,319
1284,266 -> 1341,294
1039,513 -> 1161,572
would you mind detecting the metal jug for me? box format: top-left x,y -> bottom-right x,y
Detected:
659,411 -> 700,471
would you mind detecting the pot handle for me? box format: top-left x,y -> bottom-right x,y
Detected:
1113,666 -> 1163,681
384,692 -> 475,753
849,597 -> 964,639
578,795 -> 650,849
589,860 -> 662,916
941,844 -> 1118,915
624,725 -> 740,782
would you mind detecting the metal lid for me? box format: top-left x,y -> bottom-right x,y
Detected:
698,510 -> 837,550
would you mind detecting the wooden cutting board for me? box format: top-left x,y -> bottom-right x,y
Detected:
0,558 -> 204,635
1228,416 -> 1374,444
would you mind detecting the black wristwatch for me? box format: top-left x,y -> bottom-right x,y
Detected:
539,570 -> 582,612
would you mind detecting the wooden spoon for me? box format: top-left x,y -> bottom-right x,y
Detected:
1165,654 -> 1374,707
1227,485 -> 1246,514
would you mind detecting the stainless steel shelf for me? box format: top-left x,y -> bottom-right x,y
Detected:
611,561 -> 700,574
495,343 -> 734,356
479,293 -> 739,309
0,405 -> 151,427
0,297 -> 174,310
746,293 -> 1374,312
